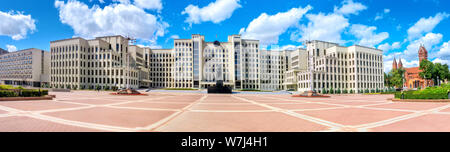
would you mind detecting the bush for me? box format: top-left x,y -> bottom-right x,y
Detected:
0,90 -> 18,97
343,90 -> 348,94
104,86 -> 110,90
395,86 -> 449,99
329,88 -> 334,94
21,89 -> 40,97
0,85 -> 14,90
322,88 -> 327,94
350,90 -> 354,94
336,88 -> 341,94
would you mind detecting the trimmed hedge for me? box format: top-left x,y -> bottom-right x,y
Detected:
0,90 -> 18,97
395,88 -> 449,99
0,89 -> 48,97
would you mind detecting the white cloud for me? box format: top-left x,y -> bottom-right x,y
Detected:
403,32 -> 443,60
291,13 -> 349,44
350,24 -> 389,47
407,12 -> 449,40
378,42 -> 401,51
55,0 -> 168,43
433,58 -> 450,65
134,0 -> 162,11
279,45 -> 305,50
240,5 -> 312,45
437,41 -> 450,57
374,8 -> 390,21
165,34 -> 180,43
333,0 -> 367,16
182,0 -> 241,24
0,10 -> 36,40
6,45 -> 17,52
170,35 -> 180,39
291,1 -> 367,44
112,0 -> 130,4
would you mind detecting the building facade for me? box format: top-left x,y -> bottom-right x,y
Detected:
296,40 -> 384,93
164,34 -> 263,90
49,34 -> 385,92
0,48 -> 50,87
0,48 -> 8,55
50,35 -> 151,90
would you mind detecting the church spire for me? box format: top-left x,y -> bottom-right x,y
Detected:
398,57 -> 403,68
392,56 -> 398,70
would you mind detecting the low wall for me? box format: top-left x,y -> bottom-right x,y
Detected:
0,95 -> 55,101
391,98 -> 450,102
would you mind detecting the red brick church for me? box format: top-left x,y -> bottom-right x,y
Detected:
392,45 -> 433,89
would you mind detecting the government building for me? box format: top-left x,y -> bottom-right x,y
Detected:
50,35 -> 151,90
49,34 -> 385,92
295,40 -> 384,93
0,48 -> 50,87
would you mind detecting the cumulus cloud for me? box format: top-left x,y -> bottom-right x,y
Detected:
240,5 -> 312,45
6,45 -> 17,52
291,1 -> 367,44
182,0 -> 241,24
134,0 -> 162,11
378,42 -> 401,51
437,41 -> 450,57
433,58 -> 450,65
407,12 -> 449,40
333,0 -> 367,16
291,13 -> 349,44
403,32 -> 443,60
0,10 -> 36,40
350,24 -> 389,47
55,0 -> 168,44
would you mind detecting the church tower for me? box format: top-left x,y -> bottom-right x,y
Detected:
392,57 -> 398,70
419,45 -> 428,63
398,57 -> 403,69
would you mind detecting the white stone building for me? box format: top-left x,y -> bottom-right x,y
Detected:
0,48 -> 50,87
296,40 -> 384,93
50,35 -> 150,90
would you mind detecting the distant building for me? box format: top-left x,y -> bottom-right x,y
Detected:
0,48 -> 8,55
393,45 -> 433,89
50,35 -> 151,90
296,40 -> 384,93
0,48 -> 50,87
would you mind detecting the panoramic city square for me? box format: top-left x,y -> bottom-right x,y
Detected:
1,91 -> 450,132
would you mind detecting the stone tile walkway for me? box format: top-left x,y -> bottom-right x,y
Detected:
0,91 -> 449,132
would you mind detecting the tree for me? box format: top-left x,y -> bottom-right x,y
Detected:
434,63 -> 450,85
419,59 -> 434,85
384,72 -> 393,87
420,60 -> 450,86
389,68 -> 405,89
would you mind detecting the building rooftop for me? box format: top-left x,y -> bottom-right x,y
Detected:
0,48 -> 8,55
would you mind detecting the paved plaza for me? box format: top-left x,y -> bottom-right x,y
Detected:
1,91 -> 450,132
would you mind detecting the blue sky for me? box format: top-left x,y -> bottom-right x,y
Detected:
1,0 -> 449,72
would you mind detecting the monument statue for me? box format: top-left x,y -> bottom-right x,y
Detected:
207,41 -> 232,94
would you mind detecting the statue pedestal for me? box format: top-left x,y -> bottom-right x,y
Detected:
111,89 -> 147,96
292,90 -> 330,98
207,80 -> 232,94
